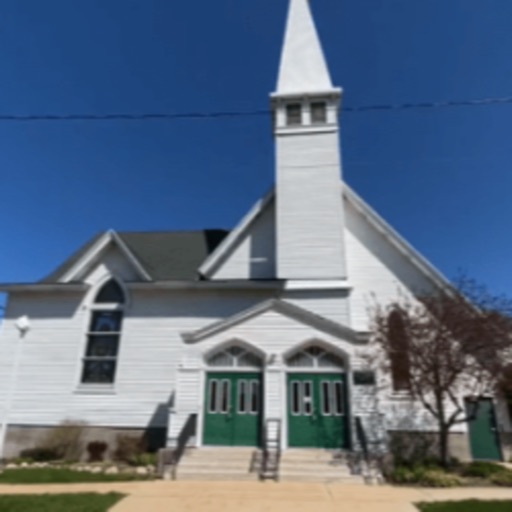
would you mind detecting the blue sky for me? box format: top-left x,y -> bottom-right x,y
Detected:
0,0 -> 511,298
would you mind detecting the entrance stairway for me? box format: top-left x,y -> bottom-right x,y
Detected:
174,448 -> 367,483
176,448 -> 259,481
279,449 -> 365,483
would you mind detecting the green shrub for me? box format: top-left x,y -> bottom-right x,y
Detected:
419,469 -> 463,488
388,466 -> 419,484
460,461 -> 508,478
19,448 -> 59,462
41,420 -> 88,462
130,453 -> 157,467
388,466 -> 462,487
113,435 -> 147,465
489,470 -> 512,487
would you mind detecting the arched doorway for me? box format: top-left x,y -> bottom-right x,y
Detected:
203,345 -> 264,447
286,345 -> 349,449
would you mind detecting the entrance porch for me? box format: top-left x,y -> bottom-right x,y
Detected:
168,299 -> 380,455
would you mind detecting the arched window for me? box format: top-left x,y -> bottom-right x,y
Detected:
81,279 -> 125,385
286,346 -> 344,369
388,310 -> 411,392
206,346 -> 263,369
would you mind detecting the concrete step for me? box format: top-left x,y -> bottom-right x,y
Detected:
180,461 -> 257,471
281,450 -> 349,462
279,475 -> 366,484
279,467 -> 353,477
176,448 -> 259,481
177,467 -> 258,481
280,467 -> 353,477
182,449 -> 258,460
175,448 -> 366,484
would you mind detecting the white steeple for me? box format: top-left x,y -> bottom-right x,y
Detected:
276,0 -> 334,95
272,0 -> 347,281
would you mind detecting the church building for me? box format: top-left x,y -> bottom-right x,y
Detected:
1,0 -> 510,476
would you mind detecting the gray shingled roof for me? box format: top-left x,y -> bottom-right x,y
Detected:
42,230 -> 229,283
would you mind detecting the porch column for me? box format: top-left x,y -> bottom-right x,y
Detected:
264,355 -> 285,446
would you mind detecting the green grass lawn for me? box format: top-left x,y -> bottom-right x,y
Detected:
0,492 -> 124,512
417,501 -> 512,512
0,468 -> 152,484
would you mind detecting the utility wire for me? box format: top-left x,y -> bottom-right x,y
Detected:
0,95 -> 511,122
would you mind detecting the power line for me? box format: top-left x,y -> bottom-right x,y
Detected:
0,95 -> 510,122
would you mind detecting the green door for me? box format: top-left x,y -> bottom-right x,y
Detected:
203,372 -> 262,447
287,373 -> 349,449
466,398 -> 502,461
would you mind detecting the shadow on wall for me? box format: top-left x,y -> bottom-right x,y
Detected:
144,393 -> 175,452
174,414 -> 197,464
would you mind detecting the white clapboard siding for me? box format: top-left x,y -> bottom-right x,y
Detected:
168,367 -> 202,446
0,289 -> 273,429
276,131 -> 346,280
211,198 -> 276,280
265,368 -> 284,420
345,201 -> 437,331
282,290 -> 350,325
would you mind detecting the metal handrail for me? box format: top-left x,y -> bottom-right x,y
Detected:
260,418 -> 282,481
355,416 -> 369,465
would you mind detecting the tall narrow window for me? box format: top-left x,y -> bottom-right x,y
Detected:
81,280 -> 125,385
388,310 -> 411,392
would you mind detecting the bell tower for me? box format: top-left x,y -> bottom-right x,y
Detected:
272,0 -> 346,281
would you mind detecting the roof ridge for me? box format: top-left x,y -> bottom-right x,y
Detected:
119,229 -> 229,235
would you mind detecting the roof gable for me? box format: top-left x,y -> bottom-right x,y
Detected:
42,229 -> 228,284
199,190 -> 275,280
57,231 -> 152,283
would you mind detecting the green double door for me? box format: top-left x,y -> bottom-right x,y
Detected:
288,373 -> 349,449
203,372 -> 262,447
466,398 -> 502,461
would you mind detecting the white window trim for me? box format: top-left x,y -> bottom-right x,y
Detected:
77,279 -> 126,391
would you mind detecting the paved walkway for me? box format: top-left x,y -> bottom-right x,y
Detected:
1,481 -> 512,511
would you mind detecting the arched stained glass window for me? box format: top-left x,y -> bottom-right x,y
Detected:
207,346 -> 263,368
95,279 -> 125,304
286,346 -> 344,369
81,280 -> 125,385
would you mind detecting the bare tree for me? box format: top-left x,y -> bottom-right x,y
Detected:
370,276 -> 512,467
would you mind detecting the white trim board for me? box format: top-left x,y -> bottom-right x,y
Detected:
343,183 -> 451,293
198,189 -> 275,278
59,230 -> 152,283
182,298 -> 365,345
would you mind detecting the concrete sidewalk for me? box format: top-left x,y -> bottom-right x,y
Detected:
1,481 -> 512,511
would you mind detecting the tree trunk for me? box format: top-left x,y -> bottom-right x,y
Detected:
438,424 -> 450,468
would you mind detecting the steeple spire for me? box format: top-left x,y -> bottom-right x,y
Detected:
276,0 -> 334,95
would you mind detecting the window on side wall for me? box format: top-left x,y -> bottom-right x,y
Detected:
388,310 -> 411,392
81,279 -> 125,385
